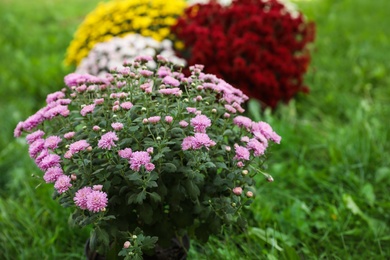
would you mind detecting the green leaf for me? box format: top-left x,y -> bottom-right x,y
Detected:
184,179 -> 200,200
128,126 -> 140,132
203,162 -> 216,169
147,181 -> 158,188
342,194 -> 362,215
162,162 -> 177,173
361,183 -> 375,206
149,192 -> 161,203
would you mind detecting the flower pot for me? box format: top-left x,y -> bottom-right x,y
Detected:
85,235 -> 190,260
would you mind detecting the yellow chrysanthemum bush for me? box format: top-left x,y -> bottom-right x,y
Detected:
65,0 -> 187,66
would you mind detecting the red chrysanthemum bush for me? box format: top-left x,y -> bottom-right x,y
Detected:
172,0 -> 316,108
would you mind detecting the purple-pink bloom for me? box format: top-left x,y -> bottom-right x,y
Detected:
147,147 -> 154,154
14,122 -> 24,137
179,120 -> 188,128
93,185 -> 103,191
35,149 -> 49,165
94,98 -> 105,105
23,113 -> 45,131
44,136 -> 62,150
54,175 -> 72,194
163,76 -> 180,87
74,186 -> 93,210
111,122 -> 124,131
98,131 -> 118,150
38,153 -> 61,171
148,116 -> 161,124
86,190 -> 108,212
28,139 -> 45,158
134,55 -> 153,62
233,116 -> 252,130
225,104 -> 237,114
64,131 -> 75,139
26,130 -> 45,145
157,66 -> 172,77
145,163 -> 155,172
69,140 -> 90,154
251,122 -> 281,144
234,145 -> 250,161
247,138 -> 266,156
165,116 -> 173,123
80,104 -> 96,116
186,107 -> 197,114
43,166 -> 64,183
129,151 -> 152,172
181,136 -> 194,150
118,148 -> 133,159
46,91 -> 65,104
158,88 -> 182,96
120,102 -> 133,110
192,133 -> 216,150
190,115 -> 211,133
140,69 -> 154,77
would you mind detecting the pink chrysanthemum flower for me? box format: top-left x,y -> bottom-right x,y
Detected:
46,91 -> 65,104
93,125 -> 100,131
165,116 -> 173,123
251,122 -> 281,144
14,122 -> 24,137
148,116 -> 161,124
64,131 -> 75,139
35,149 -> 49,165
247,138 -> 266,156
118,148 -> 133,159
163,76 -> 180,87
145,163 -> 155,172
179,120 -> 188,128
192,133 -> 216,150
93,185 -> 103,191
147,147 -> 154,154
234,145 -> 250,161
94,98 -> 105,105
74,186 -> 93,210
26,130 -> 45,145
224,104 -> 237,114
54,175 -> 72,194
157,66 -> 171,77
181,136 -> 194,151
186,107 -> 197,114
28,139 -> 45,158
80,104 -> 96,116
140,69 -> 154,77
158,88 -> 182,96
44,136 -> 62,150
233,116 -> 252,130
69,140 -> 90,154
190,115 -> 211,133
129,151 -> 152,172
38,153 -> 61,171
86,190 -> 108,212
98,131 -> 118,150
120,102 -> 133,110
111,122 -> 124,131
43,166 -> 64,183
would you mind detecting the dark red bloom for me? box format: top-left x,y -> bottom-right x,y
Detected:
172,0 -> 315,109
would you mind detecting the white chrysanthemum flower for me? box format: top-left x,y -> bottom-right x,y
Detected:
76,34 -> 186,76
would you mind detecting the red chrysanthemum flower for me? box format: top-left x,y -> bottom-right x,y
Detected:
172,0 -> 315,108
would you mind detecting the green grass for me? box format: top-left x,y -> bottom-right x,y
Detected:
1,0 -> 390,259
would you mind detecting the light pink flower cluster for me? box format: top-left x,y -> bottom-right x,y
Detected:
182,133 -> 216,150
74,186 -> 108,212
98,131 -> 118,150
119,149 -> 155,172
190,115 -> 211,133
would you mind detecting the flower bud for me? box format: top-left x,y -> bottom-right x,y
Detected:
156,136 -> 161,141
267,176 -> 274,182
132,235 -> 137,239
242,170 -> 248,175
143,118 -> 148,124
246,191 -> 254,198
225,146 -> 231,152
123,241 -> 131,249
231,203 -> 236,207
233,187 -> 242,195
211,108 -> 217,113
141,107 -> 147,111
71,174 -> 77,181
237,161 -> 244,168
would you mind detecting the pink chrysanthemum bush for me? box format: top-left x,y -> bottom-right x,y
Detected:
14,55 -> 280,258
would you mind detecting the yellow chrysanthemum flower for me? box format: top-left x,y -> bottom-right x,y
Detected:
65,0 -> 187,66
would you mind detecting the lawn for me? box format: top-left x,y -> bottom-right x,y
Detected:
0,0 -> 389,259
